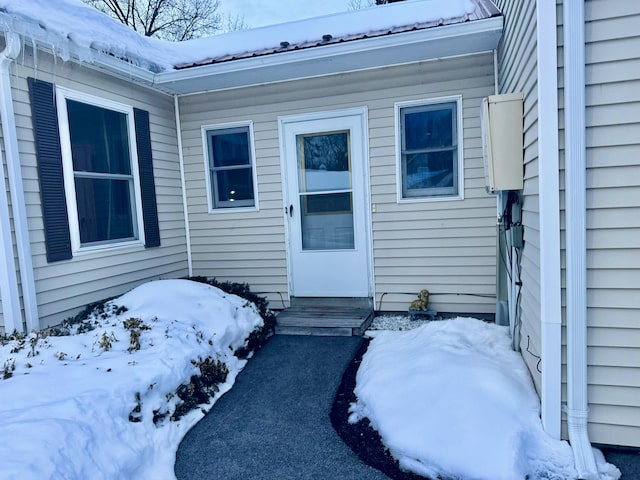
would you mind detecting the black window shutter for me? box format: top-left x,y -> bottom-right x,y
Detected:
133,108 -> 160,248
27,78 -> 72,262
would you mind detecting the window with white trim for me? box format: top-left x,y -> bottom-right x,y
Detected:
57,90 -> 144,250
398,98 -> 462,200
205,124 -> 257,209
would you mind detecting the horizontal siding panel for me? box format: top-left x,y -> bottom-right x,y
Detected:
585,423 -> 640,448
588,308 -> 640,329
585,15 -> 640,43
588,404 -> 640,429
586,37 -> 640,64
587,269 -> 640,289
586,208 -> 640,230
587,289 -> 640,309
586,102 -> 640,127
374,226 -> 495,239
583,346 -> 640,368
586,228 -> 640,249
566,327 -> 640,349
374,246 -> 495,259
586,59 -> 640,85
586,81 -> 640,107
585,1 -> 640,21
587,124 -> 640,148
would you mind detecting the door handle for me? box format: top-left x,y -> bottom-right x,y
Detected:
289,204 -> 294,217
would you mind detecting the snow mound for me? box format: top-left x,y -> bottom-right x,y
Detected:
0,279 -> 263,480
350,317 -> 621,480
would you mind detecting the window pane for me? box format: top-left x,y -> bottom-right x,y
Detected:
298,132 -> 350,192
406,151 -> 456,191
404,105 -> 454,150
300,193 -> 354,250
75,178 -> 134,244
67,100 -> 131,175
210,131 -> 250,168
214,168 -> 255,205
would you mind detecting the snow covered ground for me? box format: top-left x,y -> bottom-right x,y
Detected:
351,316 -> 621,480
0,279 -> 263,480
1,295 -> 622,480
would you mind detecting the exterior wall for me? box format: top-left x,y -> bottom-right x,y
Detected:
179,54 -> 497,313
559,0 -> 640,447
498,0 -> 640,447
494,0 -> 542,390
0,45 -> 189,330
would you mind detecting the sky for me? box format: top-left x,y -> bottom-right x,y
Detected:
218,0 -> 356,29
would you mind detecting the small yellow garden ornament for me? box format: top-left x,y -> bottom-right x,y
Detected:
408,289 -> 437,320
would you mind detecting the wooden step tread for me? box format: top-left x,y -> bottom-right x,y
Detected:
275,297 -> 374,336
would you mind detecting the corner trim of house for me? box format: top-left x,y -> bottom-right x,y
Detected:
0,32 -> 39,332
563,1 -> 598,478
536,0 -> 561,440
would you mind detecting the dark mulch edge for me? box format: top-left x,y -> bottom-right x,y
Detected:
330,338 -> 436,480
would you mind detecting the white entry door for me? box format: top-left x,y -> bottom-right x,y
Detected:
280,108 -> 371,297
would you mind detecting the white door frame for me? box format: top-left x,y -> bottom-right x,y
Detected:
278,107 -> 373,299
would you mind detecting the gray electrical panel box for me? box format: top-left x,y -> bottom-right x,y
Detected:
481,93 -> 524,193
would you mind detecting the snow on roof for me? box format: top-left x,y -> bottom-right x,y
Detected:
0,0 -> 499,73
176,0 -> 500,70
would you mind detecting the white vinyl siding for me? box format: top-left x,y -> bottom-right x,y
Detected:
494,0 -> 542,392
7,45 -> 188,328
562,0 -> 640,447
180,54 -> 497,313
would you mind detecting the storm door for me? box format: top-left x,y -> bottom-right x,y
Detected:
280,109 -> 371,297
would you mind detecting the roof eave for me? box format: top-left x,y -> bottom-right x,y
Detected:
155,15 -> 504,95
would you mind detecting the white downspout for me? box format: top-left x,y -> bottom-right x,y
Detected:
536,0 -> 561,440
174,94 -> 192,276
563,1 -> 598,478
0,32 -> 39,332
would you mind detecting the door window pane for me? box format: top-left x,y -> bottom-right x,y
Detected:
298,131 -> 350,192
295,130 -> 355,251
300,193 -> 354,250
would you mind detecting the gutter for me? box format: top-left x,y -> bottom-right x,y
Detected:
563,1 -> 598,478
0,32 -> 39,332
536,0 -> 561,440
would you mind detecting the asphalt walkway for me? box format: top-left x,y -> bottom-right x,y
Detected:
174,335 -> 389,480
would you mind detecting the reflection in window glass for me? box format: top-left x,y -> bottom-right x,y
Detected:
298,131 -> 351,193
66,99 -> 137,246
207,126 -> 256,209
400,101 -> 459,198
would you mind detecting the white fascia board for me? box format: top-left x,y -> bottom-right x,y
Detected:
156,17 -> 503,95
